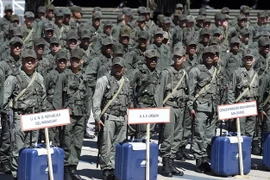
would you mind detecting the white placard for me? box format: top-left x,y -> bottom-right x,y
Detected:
20,109 -> 71,131
218,101 -> 258,120
128,108 -> 171,124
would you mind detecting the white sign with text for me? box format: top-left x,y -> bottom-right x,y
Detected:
128,108 -> 171,124
20,109 -> 71,131
218,101 -> 258,120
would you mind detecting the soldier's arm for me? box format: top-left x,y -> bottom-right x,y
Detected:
129,68 -> 140,88
85,58 -> 100,90
52,73 -> 66,110
187,67 -> 199,111
2,76 -> 17,107
43,72 -> 52,90
93,76 -> 108,122
124,51 -> 136,76
155,70 -> 168,107
38,74 -> 47,111
258,75 -> 269,112
227,70 -> 238,104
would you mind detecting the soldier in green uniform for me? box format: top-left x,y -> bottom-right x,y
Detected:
66,30 -> 80,51
239,28 -> 252,52
119,25 -> 134,55
36,4 -> 55,38
69,6 -> 83,33
196,28 -> 211,57
33,6 -> 46,31
22,11 -> 36,49
3,49 -> 46,179
112,14 -> 125,41
228,50 -> 259,138
63,8 -> 72,31
53,8 -> 68,47
188,46 -> 219,173
0,4 -> 13,37
92,57 -> 133,180
79,28 -> 96,67
157,46 -> 188,177
53,48 -> 87,180
88,12 -> 103,36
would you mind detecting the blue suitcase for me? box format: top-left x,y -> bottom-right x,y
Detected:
211,135 -> 251,176
115,140 -> 158,180
18,145 -> 64,180
263,134 -> 270,170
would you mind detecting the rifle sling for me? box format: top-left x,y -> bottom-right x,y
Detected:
235,73 -> 257,103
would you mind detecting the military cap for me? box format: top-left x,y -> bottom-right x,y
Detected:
240,28 -> 250,35
204,17 -> 211,23
258,11 -> 267,18
213,28 -> 223,36
50,37 -> 60,44
44,22 -> 54,31
33,38 -> 46,46
120,26 -> 131,37
173,46 -> 185,56
38,6 -> 46,13
187,15 -> 195,23
56,49 -> 68,61
103,20 -> 113,27
163,31 -> 169,39
93,7 -> 101,12
67,30 -> 79,40
138,31 -> 149,39
112,42 -> 124,55
22,49 -> 37,59
10,36 -> 23,45
137,16 -> 146,22
199,8 -> 207,16
70,6 -> 82,14
200,28 -> 211,35
209,37 -> 220,45
145,49 -> 158,58
157,14 -> 165,22
256,31 -> 270,38
258,37 -> 270,46
102,37 -> 114,45
138,6 -> 147,14
12,26 -> 23,37
63,8 -> 71,15
11,14 -> 19,22
155,28 -> 164,35
24,11 -> 35,18
9,23 -> 18,31
46,4 -> 55,11
215,12 -> 226,20
55,8 -> 64,17
162,17 -> 171,24
243,49 -> 255,58
122,7 -> 133,16
221,7 -> 229,14
186,37 -> 197,46
196,15 -> 205,21
176,3 -> 183,9
5,4 -> 12,11
230,37 -> 241,44
240,5 -> 250,13
203,46 -> 215,54
237,15 -> 247,21
80,29 -> 92,38
92,12 -> 102,20
211,45 -> 220,53
145,8 -> 150,14
112,57 -> 125,66
178,14 -> 187,21
71,48 -> 85,59
117,14 -> 124,21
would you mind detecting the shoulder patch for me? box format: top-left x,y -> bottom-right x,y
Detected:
4,80 -> 10,87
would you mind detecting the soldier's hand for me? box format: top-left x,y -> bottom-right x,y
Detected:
260,111 -> 266,121
96,120 -> 105,132
189,110 -> 196,120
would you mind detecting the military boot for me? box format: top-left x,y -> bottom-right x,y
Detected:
64,166 -> 72,180
1,161 -> 11,174
162,157 -> 173,177
202,157 -> 211,172
195,158 -> 205,173
70,165 -> 83,180
169,158 -> 184,176
102,169 -> 115,180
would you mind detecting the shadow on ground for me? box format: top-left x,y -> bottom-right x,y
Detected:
77,168 -> 102,180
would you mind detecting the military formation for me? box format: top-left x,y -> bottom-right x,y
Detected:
0,2 -> 270,180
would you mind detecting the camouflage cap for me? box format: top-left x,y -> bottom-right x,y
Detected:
21,49 -> 37,59
163,31 -> 169,39
70,6 -> 83,14
138,6 -> 147,14
122,7 -> 133,16
199,8 -> 207,16
44,22 -> 54,31
46,4 -> 55,11
243,49 -> 255,58
145,8 -> 150,14
178,14 -> 187,21
117,14 -> 124,21
10,36 -> 23,45
11,14 -> 19,22
203,46 -> 215,54
186,37 -> 197,46
137,16 -> 146,22
50,37 -> 60,44
120,26 -> 131,37
187,15 -> 195,23
200,28 -> 211,36
213,28 -> 223,35
173,46 -> 186,56
80,28 -> 92,38
162,17 -> 171,24
157,14 -> 165,22
259,31 -> 270,37
176,3 -> 183,9
221,7 -> 229,14
240,28 -> 250,35
138,31 -> 149,39
230,37 -> 241,44
112,57 -> 125,66
63,8 -> 71,15
24,11 -> 35,18
9,23 -> 18,31
240,5 -> 250,13
102,37 -> 114,45
211,45 -> 220,53
67,30 -> 79,40
12,26 -> 23,37
258,37 -> 270,46
33,38 -> 46,46
215,12 -> 226,20
38,6 -> 46,13
155,28 -> 164,35
196,15 -> 205,21
5,4 -> 12,11
144,49 -> 158,58
93,7 -> 101,12
56,49 -> 68,61
237,15 -> 247,21
257,11 -> 267,18
71,48 -> 85,59
55,8 -> 64,17
204,18 -> 211,23
92,12 -> 102,20
103,20 -> 113,27
112,42 -> 124,55
209,37 -> 220,45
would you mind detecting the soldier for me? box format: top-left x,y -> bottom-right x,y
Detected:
156,46 -> 188,177
228,49 -> 258,138
119,25 -> 134,54
45,37 -> 64,65
3,49 -> 46,178
36,4 -> 55,38
0,4 -> 13,37
130,16 -> 147,42
251,12 -> 269,40
188,46 -> 219,173
173,14 -> 187,46
33,6 -> 46,30
182,37 -> 200,72
69,6 -> 83,32
92,57 -> 133,180
22,11 -> 36,49
54,8 -> 68,46
161,17 -> 175,49
53,48 -> 87,180
239,28 -> 252,52
197,28 -> 212,57
44,49 -> 68,146
112,14 -> 125,41
88,12 -> 103,36
63,8 -> 72,30
66,30 -> 80,51
79,28 -> 95,66
195,15 -> 205,32
42,22 -> 55,49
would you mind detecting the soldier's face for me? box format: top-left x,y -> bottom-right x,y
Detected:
22,57 -> 37,71
25,18 -> 34,27
230,43 -> 240,52
81,38 -> 90,46
57,59 -> 68,70
64,15 -> 71,23
38,12 -> 45,19
137,21 -> 145,29
145,13 -> 150,20
93,19 -> 100,27
260,45 -> 270,55
203,22 -> 211,29
11,43 -> 23,56
154,34 -> 163,44
112,64 -> 124,76
243,56 -> 254,66
50,43 -> 61,53
187,45 -> 197,55
68,39 -> 78,49
34,45 -> 44,55
238,19 -> 247,28
103,45 -> 112,55
173,55 -> 186,66
104,26 -> 112,35
5,10 -> 13,17
55,16 -> 63,24
138,38 -> 148,47
203,53 -> 215,64
179,20 -> 187,28
187,22 -> 194,28
201,34 -> 210,43
120,36 -> 130,45
70,57 -> 82,68
162,23 -> 170,31
145,57 -> 157,69
44,30 -> 54,39
47,10 -> 54,19
240,34 -> 249,43
196,20 -> 204,27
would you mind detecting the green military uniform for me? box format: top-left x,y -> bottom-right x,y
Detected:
196,28 -> 212,57
53,9 -> 68,47
22,11 -> 36,49
92,57 -> 133,174
0,5 -> 13,37
36,5 -> 55,38
2,49 -> 46,178
227,50 -> 259,137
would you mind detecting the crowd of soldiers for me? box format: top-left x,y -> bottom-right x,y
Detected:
0,2 -> 270,180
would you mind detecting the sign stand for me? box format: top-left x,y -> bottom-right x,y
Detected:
146,123 -> 150,180
45,128 -> 54,180
236,118 -> 244,176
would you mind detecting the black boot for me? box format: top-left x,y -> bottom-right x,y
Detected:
162,157 -> 173,177
195,158 -> 205,173
169,158 -> 184,176
176,147 -> 185,161
102,169 -> 115,180
1,162 -> 11,174
202,157 -> 211,172
183,151 -> 195,160
64,166 -> 72,180
70,165 -> 83,180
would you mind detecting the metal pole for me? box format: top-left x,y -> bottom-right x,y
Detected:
45,128 -> 54,180
146,123 -> 150,180
236,118 -> 244,176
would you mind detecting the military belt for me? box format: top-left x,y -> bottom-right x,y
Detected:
137,96 -> 155,105
165,100 -> 185,108
106,110 -> 126,117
